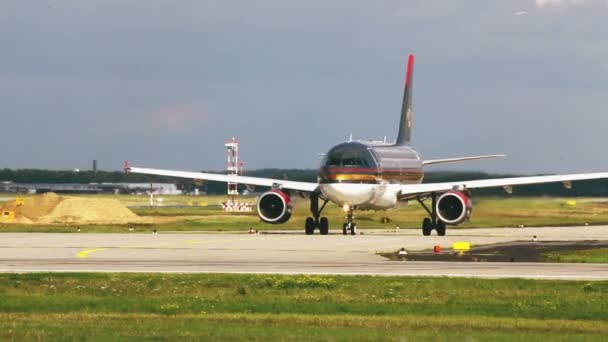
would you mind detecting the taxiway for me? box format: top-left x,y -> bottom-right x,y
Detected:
0,226 -> 606,280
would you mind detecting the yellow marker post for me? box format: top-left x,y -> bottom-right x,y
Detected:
453,241 -> 471,255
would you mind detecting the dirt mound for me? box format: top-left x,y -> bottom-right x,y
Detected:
1,193 -> 142,225
2,193 -> 63,223
38,197 -> 141,224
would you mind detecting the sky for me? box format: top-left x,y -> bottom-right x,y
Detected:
1,0 -> 607,174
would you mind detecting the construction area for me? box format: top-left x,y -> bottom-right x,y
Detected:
0,193 -> 143,225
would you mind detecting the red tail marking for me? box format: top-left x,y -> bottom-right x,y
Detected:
405,54 -> 415,87
123,160 -> 130,172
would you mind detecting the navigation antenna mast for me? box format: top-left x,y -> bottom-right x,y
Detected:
225,137 -> 239,199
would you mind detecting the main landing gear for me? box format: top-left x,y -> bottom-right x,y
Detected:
342,207 -> 357,235
305,192 -> 329,235
416,193 -> 446,236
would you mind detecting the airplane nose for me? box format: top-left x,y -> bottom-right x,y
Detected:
320,183 -> 375,206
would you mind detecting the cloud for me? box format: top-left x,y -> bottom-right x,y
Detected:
535,0 -> 587,7
92,102 -> 211,140
128,104 -> 209,131
1,1 -> 607,172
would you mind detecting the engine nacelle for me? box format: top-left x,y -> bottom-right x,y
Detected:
435,191 -> 473,225
256,190 -> 292,224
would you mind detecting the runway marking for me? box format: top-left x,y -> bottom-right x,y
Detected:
117,238 -> 250,250
186,236 -> 265,246
120,239 -> 206,249
120,239 -> 199,249
121,243 -> 174,249
75,248 -> 107,258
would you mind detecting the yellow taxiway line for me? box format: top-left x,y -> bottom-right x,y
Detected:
75,237 -> 261,258
75,248 -> 107,258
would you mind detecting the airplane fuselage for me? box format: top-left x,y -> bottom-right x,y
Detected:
317,141 -> 424,210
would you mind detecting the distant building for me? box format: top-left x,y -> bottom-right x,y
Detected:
0,182 -> 181,195
102,183 -> 181,195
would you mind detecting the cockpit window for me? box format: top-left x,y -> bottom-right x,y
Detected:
324,144 -> 376,168
341,157 -> 369,167
328,157 -> 342,166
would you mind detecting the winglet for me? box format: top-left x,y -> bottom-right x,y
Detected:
396,54 -> 414,146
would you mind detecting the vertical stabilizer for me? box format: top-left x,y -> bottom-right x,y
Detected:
396,54 -> 414,145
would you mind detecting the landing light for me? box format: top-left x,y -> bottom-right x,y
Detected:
342,204 -> 350,212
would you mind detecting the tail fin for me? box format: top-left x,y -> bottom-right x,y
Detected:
396,54 -> 414,145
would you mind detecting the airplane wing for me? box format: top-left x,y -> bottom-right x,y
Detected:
422,154 -> 506,166
400,172 -> 608,197
126,165 -> 319,192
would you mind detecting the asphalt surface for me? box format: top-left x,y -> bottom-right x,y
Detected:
0,226 -> 607,280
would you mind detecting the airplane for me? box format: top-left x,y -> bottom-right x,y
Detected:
125,54 -> 608,236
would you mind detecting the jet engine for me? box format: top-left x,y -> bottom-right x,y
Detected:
256,190 -> 292,224
435,191 -> 472,225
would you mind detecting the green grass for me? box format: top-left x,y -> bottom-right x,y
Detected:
544,248 -> 608,263
2,194 -> 608,232
0,273 -> 607,340
3,313 -> 605,341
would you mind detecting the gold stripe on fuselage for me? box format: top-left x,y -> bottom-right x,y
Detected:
319,169 -> 424,184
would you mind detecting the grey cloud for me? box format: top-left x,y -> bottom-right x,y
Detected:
0,1 -> 607,173
536,0 -> 587,7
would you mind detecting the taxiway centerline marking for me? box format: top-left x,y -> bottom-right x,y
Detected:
75,248 -> 107,258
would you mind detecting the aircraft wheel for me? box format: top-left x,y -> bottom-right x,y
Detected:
422,218 -> 432,236
342,223 -> 347,235
351,223 -> 357,235
319,217 -> 329,235
436,221 -> 446,236
305,217 -> 315,235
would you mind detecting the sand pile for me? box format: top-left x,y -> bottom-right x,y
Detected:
1,193 -> 142,225
2,193 -> 63,224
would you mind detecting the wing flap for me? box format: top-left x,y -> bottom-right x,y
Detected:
128,166 -> 318,192
400,172 -> 608,196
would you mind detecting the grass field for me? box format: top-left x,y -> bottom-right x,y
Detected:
2,194 -> 608,232
544,248 -> 608,263
1,273 -> 607,340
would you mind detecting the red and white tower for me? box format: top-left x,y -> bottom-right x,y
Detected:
223,138 -> 253,213
225,138 -> 239,197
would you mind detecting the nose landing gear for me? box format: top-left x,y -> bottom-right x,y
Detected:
341,206 -> 357,235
